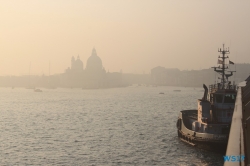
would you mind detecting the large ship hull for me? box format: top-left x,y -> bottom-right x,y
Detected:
177,109 -> 228,152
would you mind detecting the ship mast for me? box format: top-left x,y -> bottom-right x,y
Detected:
212,44 -> 235,89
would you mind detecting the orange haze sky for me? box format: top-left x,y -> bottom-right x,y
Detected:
1,1 -> 250,76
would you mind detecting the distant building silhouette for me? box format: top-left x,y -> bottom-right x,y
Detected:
86,48 -> 104,73
1,52 -> 250,88
151,66 -> 180,85
71,55 -> 83,72
84,48 -> 106,88
63,48 -> 122,89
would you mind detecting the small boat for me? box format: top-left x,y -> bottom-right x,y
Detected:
176,44 -> 236,152
174,90 -> 181,92
34,89 -> 43,92
159,92 -> 164,94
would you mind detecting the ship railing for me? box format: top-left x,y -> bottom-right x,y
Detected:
209,84 -> 220,93
209,83 -> 236,93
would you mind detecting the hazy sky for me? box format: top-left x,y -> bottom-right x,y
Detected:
1,1 -> 250,76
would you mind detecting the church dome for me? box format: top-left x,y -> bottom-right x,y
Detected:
86,48 -> 103,71
76,55 -> 83,67
71,55 -> 83,71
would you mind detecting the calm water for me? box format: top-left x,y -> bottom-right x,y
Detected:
0,86 -> 224,165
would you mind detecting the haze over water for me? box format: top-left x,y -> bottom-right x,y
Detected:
1,1 -> 248,165
1,1 -> 250,76
1,87 -> 223,165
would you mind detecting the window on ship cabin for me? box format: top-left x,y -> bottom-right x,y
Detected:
224,94 -> 236,103
215,94 -> 223,103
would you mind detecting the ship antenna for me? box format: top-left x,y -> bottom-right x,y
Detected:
233,56 -> 237,84
212,44 -> 231,89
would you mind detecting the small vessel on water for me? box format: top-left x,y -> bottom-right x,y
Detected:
176,44 -> 236,151
174,90 -> 181,92
34,88 -> 43,92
